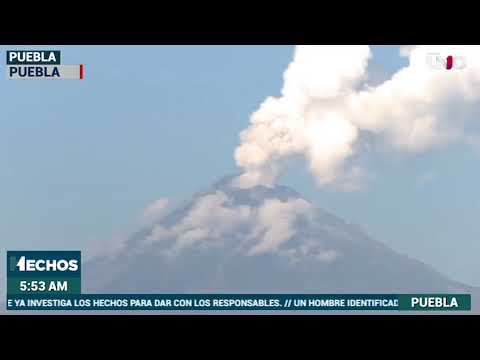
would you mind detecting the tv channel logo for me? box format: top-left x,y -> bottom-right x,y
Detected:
7,251 -> 81,275
427,53 -> 467,70
7,251 -> 82,295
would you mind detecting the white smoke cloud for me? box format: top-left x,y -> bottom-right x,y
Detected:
145,191 -> 251,249
234,45 -> 371,189
399,45 -> 416,57
140,198 -> 170,224
234,45 -> 480,190
247,197 -> 313,255
173,191 -> 251,250
144,191 -> 323,259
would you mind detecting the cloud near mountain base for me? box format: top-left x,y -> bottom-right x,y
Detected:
141,190 -> 337,262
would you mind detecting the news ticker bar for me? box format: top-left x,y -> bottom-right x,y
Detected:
6,294 -> 471,311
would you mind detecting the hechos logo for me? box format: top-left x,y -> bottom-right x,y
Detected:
427,53 -> 467,70
13,256 -> 79,272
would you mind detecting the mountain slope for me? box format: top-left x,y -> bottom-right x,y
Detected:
83,175 -> 479,311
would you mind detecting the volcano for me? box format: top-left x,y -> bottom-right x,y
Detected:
83,175 -> 479,312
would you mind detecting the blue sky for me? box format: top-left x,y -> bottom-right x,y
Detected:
0,45 -> 479,291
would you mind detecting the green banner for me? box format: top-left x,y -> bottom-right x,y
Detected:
6,251 -> 81,296
7,278 -> 81,295
398,294 -> 471,311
